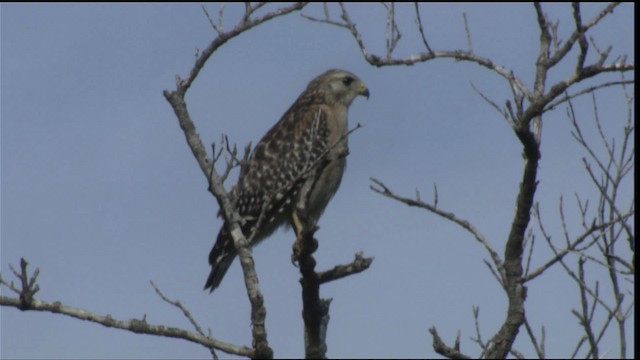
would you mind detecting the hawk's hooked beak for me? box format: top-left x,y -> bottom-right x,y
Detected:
358,83 -> 370,99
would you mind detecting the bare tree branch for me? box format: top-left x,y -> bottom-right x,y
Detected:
545,2 -> 621,69
382,2 -> 401,59
4,258 -> 40,307
209,149 -> 272,358
294,201 -> 328,359
429,326 -> 471,359
526,202 -> 632,283
544,80 -> 634,112
413,3 -> 433,53
370,177 -> 506,287
313,3 -> 633,358
163,4 -> 309,358
574,258 -> 599,358
572,2 -> 588,72
470,306 -> 489,356
470,82 -> 510,123
150,281 -> 207,338
0,259 -> 253,358
167,2 -> 308,96
201,4 -> 223,35
150,281 -> 217,359
462,13 -> 473,53
523,317 -> 546,359
300,4 -> 349,29
317,251 -> 374,284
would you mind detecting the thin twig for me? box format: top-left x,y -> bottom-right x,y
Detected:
413,2 -> 433,53
470,82 -> 510,122
201,5 -> 222,35
470,305 -> 489,356
462,13 -> 473,53
545,80 -> 634,112
523,317 -> 546,359
370,177 -> 506,286
150,281 -> 217,359
150,281 -> 207,337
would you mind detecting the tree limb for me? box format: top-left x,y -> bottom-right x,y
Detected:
294,206 -> 328,359
429,326 -> 471,359
163,4 -> 309,358
0,259 -> 254,358
317,251 -> 374,284
370,177 -> 506,286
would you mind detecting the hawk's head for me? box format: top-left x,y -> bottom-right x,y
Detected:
306,69 -> 369,107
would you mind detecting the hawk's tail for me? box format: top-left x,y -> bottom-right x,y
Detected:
204,226 -> 237,292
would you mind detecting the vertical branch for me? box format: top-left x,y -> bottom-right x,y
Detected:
164,4 -> 307,358
383,2 -> 401,59
292,161 -> 330,359
288,123 -> 369,359
485,126 -> 537,358
572,2 -> 589,71
576,259 -> 599,358
523,318 -> 546,359
295,204 -> 329,359
484,6 -> 551,357
462,13 -> 473,53
533,2 -> 551,97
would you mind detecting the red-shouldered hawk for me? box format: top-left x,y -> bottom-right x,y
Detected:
205,69 -> 369,292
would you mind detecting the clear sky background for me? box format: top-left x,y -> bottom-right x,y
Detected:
1,3 -> 634,359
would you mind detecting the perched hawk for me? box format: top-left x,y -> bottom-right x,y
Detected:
205,69 -> 369,292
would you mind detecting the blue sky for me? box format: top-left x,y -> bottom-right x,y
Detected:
1,3 -> 634,359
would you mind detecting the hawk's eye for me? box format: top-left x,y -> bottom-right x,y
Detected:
342,76 -> 354,86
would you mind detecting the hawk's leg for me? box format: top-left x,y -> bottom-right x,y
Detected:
291,211 -> 318,265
